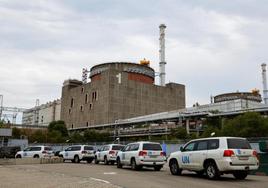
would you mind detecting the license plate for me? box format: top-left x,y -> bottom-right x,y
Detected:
238,157 -> 249,160
149,155 -> 157,158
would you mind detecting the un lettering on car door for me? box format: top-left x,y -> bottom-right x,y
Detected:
181,142 -> 196,169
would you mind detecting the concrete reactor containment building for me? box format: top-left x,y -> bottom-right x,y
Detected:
61,62 -> 185,129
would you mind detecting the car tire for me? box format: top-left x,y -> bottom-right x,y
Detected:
104,156 -> 109,165
117,158 -> 122,168
233,171 -> 248,180
33,155 -> 39,158
95,156 -> 99,164
16,155 -> 22,159
169,159 -> 182,175
154,166 -> 162,171
205,161 -> 220,180
74,155 -> 80,163
131,158 -> 141,171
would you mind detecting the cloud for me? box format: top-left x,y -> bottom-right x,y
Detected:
0,0 -> 267,111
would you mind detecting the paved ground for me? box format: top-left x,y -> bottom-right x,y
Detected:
1,162 -> 268,188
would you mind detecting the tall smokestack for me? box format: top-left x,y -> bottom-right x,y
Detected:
159,24 -> 166,86
261,63 -> 268,104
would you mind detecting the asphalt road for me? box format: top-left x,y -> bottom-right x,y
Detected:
1,162 -> 268,188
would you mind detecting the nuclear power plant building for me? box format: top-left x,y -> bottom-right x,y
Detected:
61,62 -> 185,129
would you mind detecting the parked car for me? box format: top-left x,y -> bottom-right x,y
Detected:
116,141 -> 166,171
59,145 -> 95,163
15,146 -> 54,158
95,144 -> 124,165
168,137 -> 259,180
0,146 -> 21,158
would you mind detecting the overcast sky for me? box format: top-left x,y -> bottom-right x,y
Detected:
0,0 -> 267,109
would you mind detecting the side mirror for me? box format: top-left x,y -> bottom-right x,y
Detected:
180,146 -> 183,152
97,149 -> 100,152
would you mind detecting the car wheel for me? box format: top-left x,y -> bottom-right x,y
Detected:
154,166 -> 162,171
205,161 -> 220,180
74,155 -> 80,163
117,158 -> 122,168
131,158 -> 141,170
16,155 -> 22,159
169,159 -> 182,175
104,156 -> 109,165
33,155 -> 39,158
233,171 -> 248,180
95,156 -> 99,164
87,159 -> 93,163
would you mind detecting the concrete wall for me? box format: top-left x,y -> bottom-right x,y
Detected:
61,62 -> 185,129
22,100 -> 61,126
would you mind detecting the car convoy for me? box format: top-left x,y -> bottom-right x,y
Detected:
14,137 -> 259,180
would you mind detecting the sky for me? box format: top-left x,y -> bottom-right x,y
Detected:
0,0 -> 268,110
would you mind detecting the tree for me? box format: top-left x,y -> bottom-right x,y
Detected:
70,132 -> 84,143
171,127 -> 188,139
12,127 -> 21,139
221,112 -> 268,137
48,120 -> 68,137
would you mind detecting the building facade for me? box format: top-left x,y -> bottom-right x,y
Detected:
61,62 -> 185,129
22,99 -> 61,126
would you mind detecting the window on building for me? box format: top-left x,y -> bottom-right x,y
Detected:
80,105 -> 83,112
41,116 -> 43,123
86,122 -> 89,127
92,91 -> 98,101
71,98 -> 74,108
69,109 -> 71,114
81,87 -> 84,93
85,94 -> 88,104
71,124 -> 74,129
89,103 -> 93,110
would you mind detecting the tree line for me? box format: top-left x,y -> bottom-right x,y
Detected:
5,112 -> 268,143
11,120 -> 112,143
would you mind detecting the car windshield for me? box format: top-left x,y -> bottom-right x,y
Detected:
227,138 -> 251,149
112,145 -> 124,150
143,143 -> 162,151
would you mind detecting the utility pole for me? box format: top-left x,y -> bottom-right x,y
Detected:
0,95 -> 3,121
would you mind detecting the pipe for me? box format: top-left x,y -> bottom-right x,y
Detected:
261,63 -> 268,104
159,24 -> 166,86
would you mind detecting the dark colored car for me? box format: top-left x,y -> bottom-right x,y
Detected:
0,146 -> 21,158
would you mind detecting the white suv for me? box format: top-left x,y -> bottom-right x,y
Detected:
15,146 -> 54,158
168,137 -> 259,180
95,144 -> 124,165
116,141 -> 166,171
59,145 -> 95,163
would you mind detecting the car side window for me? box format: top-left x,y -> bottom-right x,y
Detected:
196,141 -> 208,151
71,146 -> 81,151
103,146 -> 109,151
30,147 -> 41,151
129,144 -> 139,151
24,147 -> 31,152
183,142 -> 196,152
123,145 -> 130,152
208,139 -> 219,150
65,147 -> 72,151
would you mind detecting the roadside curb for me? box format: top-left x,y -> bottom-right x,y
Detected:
0,157 -> 63,165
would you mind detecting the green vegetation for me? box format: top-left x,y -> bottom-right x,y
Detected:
201,112 -> 268,138
11,120 -> 111,143
7,112 -> 268,143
